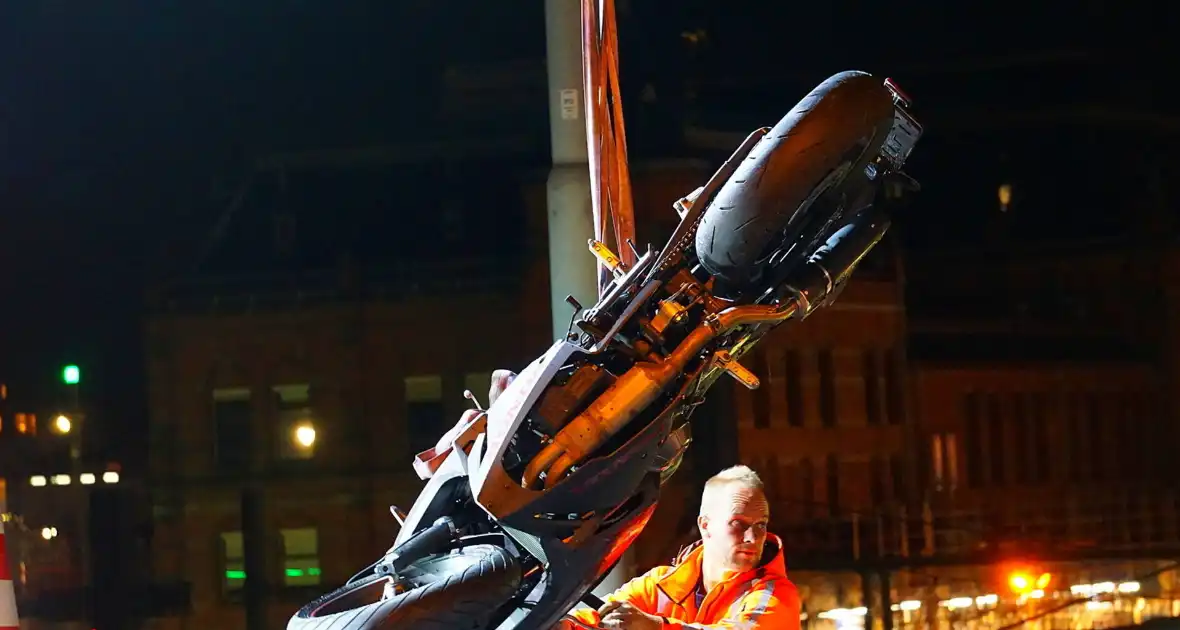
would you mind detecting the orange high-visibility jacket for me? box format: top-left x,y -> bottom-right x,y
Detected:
566,534 -> 801,630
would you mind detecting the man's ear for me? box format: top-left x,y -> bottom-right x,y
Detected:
697,514 -> 709,539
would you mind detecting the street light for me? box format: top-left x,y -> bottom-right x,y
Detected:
293,422 -> 316,450
62,365 -> 80,385
41,527 -> 58,540
53,414 -> 72,434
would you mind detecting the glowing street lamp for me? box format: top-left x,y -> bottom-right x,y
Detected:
53,414 -> 72,435
293,423 -> 316,450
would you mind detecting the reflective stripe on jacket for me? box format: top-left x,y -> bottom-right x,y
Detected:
566,534 -> 800,630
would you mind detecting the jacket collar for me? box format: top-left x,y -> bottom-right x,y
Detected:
656,534 -> 788,604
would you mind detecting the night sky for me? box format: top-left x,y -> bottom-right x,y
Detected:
0,1 -> 1172,465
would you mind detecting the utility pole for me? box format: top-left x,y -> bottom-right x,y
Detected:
545,0 -> 599,338
60,364 -> 92,626
545,0 -> 636,595
241,487 -> 268,630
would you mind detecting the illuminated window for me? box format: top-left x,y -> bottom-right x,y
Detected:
220,531 -> 245,592
998,183 -> 1013,212
273,384 -> 314,461
14,413 -> 35,435
930,432 -> 959,492
281,528 -> 321,587
406,375 -> 445,455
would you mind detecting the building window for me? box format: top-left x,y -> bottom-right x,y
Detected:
281,528 -> 321,587
945,433 -> 959,492
870,455 -> 887,507
799,458 -> 815,518
964,393 -> 984,488
752,351 -> 770,429
213,388 -> 253,471
406,375 -> 446,455
1030,393 -> 1051,484
12,413 -> 36,435
220,531 -> 245,592
863,350 -> 882,425
930,432 -> 959,493
826,454 -> 840,517
784,350 -> 803,427
1066,395 -> 1084,483
931,434 -> 944,490
889,454 -> 906,501
818,349 -> 836,428
274,384 -> 315,460
1086,394 -> 1105,482
1011,394 -> 1029,484
883,348 -> 903,425
985,394 -> 1005,486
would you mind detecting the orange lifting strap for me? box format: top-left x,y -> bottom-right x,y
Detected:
581,0 -> 637,297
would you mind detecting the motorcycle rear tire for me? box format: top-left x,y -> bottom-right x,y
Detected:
694,70 -> 896,289
287,544 -> 521,630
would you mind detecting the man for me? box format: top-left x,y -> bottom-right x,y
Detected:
461,373 -> 800,630
559,465 -> 801,630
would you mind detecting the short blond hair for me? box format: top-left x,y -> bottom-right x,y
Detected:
699,465 -> 764,516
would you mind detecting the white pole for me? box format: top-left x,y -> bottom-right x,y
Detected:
545,0 -> 599,340
544,0 -> 636,598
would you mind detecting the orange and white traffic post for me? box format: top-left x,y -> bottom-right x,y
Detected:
0,478 -> 20,630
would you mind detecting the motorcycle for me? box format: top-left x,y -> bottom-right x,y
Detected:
287,70 -> 923,630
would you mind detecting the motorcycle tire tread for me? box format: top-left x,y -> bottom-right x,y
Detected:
694,70 -> 897,288
287,544 -> 521,630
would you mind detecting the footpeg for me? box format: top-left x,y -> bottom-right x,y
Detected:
715,351 -> 761,390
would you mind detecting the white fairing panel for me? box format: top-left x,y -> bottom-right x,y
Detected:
468,340 -> 584,516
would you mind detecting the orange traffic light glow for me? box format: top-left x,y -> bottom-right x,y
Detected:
1008,571 -> 1052,594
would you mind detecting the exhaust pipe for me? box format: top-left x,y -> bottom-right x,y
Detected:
523,204 -> 892,489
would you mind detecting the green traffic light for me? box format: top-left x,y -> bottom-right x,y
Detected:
63,365 -> 80,385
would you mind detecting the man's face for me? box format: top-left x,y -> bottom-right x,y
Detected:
698,483 -> 770,575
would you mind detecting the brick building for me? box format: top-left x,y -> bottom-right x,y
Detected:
142,129 -> 1180,628
142,152 -> 720,628
906,241 -> 1178,539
